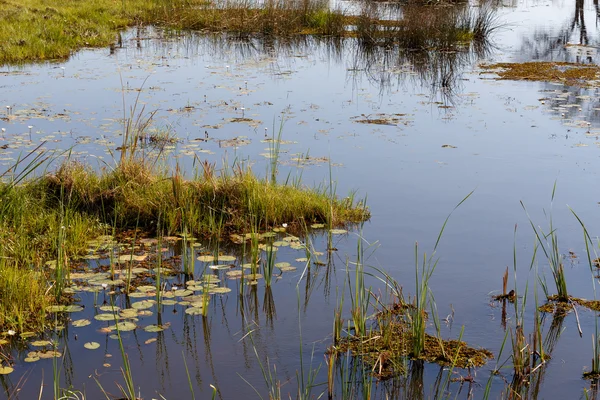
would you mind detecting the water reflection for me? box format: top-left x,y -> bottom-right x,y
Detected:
519,0 -> 600,63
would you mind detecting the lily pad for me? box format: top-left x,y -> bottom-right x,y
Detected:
209,264 -> 231,270
109,321 -> 136,332
136,285 -> 156,293
30,340 -> 52,347
72,319 -> 91,328
94,313 -> 119,321
129,291 -> 151,298
38,350 -> 62,359
217,255 -> 236,262
144,325 -> 165,333
208,287 -> 232,294
197,255 -> 215,262
99,305 -> 120,312
132,300 -> 155,310
226,270 -> 243,278
84,342 -> 100,350
119,309 -> 139,318
311,223 -> 325,229
0,366 -> 13,374
161,299 -> 178,306
185,307 -> 205,315
329,229 -> 348,235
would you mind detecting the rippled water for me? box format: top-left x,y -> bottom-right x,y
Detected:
3,0 -> 600,398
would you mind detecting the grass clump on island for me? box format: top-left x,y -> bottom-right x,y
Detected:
0,0 -> 497,64
0,153 -> 368,333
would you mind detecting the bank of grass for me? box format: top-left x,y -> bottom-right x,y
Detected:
0,156 -> 368,332
0,0 -> 496,64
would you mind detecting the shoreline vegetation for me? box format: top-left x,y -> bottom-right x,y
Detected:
0,0 -> 496,65
0,148 -> 369,333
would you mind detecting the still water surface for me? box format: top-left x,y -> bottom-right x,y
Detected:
2,0 -> 600,398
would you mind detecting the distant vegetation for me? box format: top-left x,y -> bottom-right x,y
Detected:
0,0 -> 496,64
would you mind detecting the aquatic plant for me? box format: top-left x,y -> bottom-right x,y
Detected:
521,187 -> 569,303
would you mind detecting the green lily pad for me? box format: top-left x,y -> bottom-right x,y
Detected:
144,325 -> 165,333
273,241 -> 289,247
30,340 -> 52,347
0,366 -> 13,374
24,356 -> 40,363
99,305 -> 120,312
329,229 -> 348,235
160,299 -> 178,306
84,342 -> 100,350
173,289 -> 192,297
72,319 -> 91,328
202,276 -> 221,283
311,223 -> 325,229
109,321 -> 136,332
94,313 -> 119,321
129,291 -> 151,298
209,264 -> 231,270
132,300 -> 155,310
64,305 -> 83,313
226,270 -> 243,278
185,307 -> 205,315
136,285 -> 156,293
197,255 -> 215,262
296,257 -> 309,262
38,350 -> 61,359
217,255 -> 236,262
119,309 -> 139,318
208,287 -> 232,294
260,232 -> 276,238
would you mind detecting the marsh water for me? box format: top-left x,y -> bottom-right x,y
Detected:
3,0 -> 600,398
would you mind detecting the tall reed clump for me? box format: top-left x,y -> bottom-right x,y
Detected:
410,192 -> 473,358
521,186 -> 568,302
571,209 -> 600,379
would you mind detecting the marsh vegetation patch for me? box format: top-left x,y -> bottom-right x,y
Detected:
480,62 -> 600,87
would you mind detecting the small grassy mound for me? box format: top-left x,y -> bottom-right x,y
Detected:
330,304 -> 493,378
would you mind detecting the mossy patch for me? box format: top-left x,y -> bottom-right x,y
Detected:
538,295 -> 600,316
480,62 -> 600,87
331,311 -> 493,378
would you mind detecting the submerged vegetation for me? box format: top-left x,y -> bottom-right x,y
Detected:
0,0 -> 497,64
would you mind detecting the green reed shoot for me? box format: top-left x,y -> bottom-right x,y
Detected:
263,242 -> 276,287
112,298 -> 136,399
268,115 -> 285,185
571,208 -> 600,376
410,191 -> 473,358
521,185 -> 568,301
182,351 -> 196,400
347,235 -> 370,338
